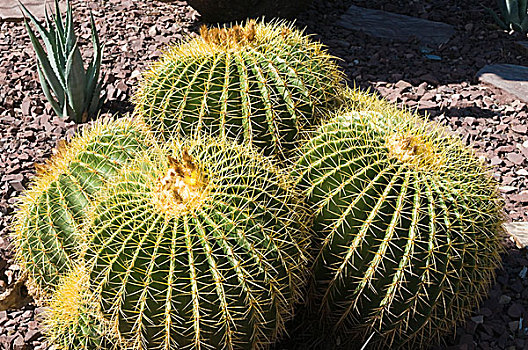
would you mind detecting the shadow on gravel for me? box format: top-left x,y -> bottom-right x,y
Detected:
295,0 -> 526,90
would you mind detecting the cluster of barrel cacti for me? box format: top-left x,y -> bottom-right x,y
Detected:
13,20 -> 504,350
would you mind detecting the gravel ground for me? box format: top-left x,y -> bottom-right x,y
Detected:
0,0 -> 527,348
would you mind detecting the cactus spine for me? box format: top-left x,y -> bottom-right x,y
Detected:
133,20 -> 343,158
87,137 -> 310,349
13,118 -> 152,294
293,107 -> 504,349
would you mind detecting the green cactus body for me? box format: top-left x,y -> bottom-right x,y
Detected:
293,109 -> 504,349
13,118 -> 152,294
45,264 -> 117,350
87,137 -> 310,349
133,20 -> 343,159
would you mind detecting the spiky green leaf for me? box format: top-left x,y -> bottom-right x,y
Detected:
65,42 -> 86,122
36,63 -> 63,117
85,13 -> 102,106
19,1 -> 66,86
23,20 -> 66,105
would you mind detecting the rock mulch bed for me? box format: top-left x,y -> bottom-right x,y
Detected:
0,0 -> 527,348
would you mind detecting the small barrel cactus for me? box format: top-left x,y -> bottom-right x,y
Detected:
45,264 -> 116,350
292,107 -> 504,348
87,136 -> 310,349
13,118 -> 152,294
133,20 -> 343,159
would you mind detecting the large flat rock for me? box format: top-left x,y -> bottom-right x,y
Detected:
0,0 -> 65,22
338,5 -> 455,47
504,222 -> 528,248
477,64 -> 528,103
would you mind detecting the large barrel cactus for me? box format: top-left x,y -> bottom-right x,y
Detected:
87,136 -> 310,349
293,108 -> 504,349
133,20 -> 343,158
13,118 -> 152,294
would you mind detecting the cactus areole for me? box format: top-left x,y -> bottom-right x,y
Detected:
293,111 -> 504,349
88,138 -> 309,349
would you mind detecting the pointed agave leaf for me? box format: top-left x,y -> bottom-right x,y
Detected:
521,14 -> 528,32
36,63 -> 63,117
23,20 -> 66,106
43,5 -> 53,31
19,1 -> 65,87
65,41 -> 87,122
498,0 -> 509,19
62,96 -> 70,120
54,0 -> 65,38
53,24 -> 66,72
87,81 -> 103,118
85,13 -> 102,101
53,0 -> 67,58
43,8 -> 67,85
487,8 -> 509,29
65,0 -> 77,54
520,0 -> 528,16
506,0 -> 521,24
18,1 -> 49,38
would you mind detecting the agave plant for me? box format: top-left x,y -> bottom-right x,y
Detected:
487,0 -> 528,34
20,0 -> 104,123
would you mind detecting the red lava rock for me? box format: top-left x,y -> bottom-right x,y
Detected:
507,303 -> 524,318
512,192 -> 528,203
394,79 -> 412,91
12,335 -> 25,350
512,124 -> 527,134
20,98 -> 30,116
24,329 -> 40,343
506,152 -> 525,165
490,156 -> 503,166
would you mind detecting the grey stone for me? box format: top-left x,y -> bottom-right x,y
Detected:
338,5 -> 455,46
477,64 -> 528,103
471,315 -> 484,324
0,0 -> 66,22
504,222 -> 528,248
499,295 -> 512,305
